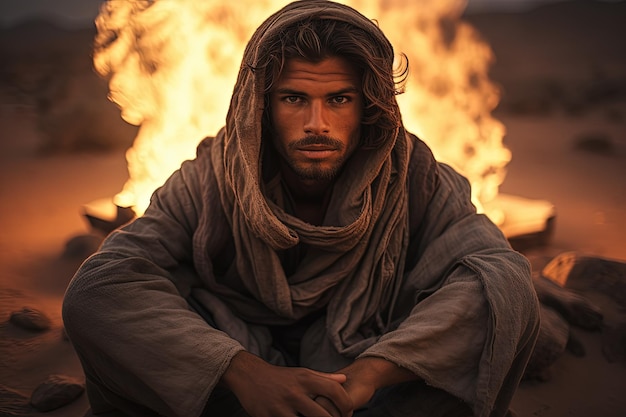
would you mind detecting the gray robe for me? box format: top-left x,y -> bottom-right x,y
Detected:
62,2 -> 539,417
63,135 -> 538,417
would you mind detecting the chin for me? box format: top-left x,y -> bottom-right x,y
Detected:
294,165 -> 339,182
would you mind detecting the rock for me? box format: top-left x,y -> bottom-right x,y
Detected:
29,374 -> 85,412
540,253 -> 626,366
0,384 -> 34,416
62,233 -> 105,260
524,305 -> 570,381
533,274 -> 603,330
9,307 -> 52,331
542,252 -> 626,308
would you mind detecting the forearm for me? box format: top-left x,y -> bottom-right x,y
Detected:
345,356 -> 416,388
357,266 -> 489,408
338,357 -> 418,409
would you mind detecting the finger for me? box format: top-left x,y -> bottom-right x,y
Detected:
296,395 -> 337,417
309,370 -> 347,384
306,377 -> 353,417
315,395 -> 345,417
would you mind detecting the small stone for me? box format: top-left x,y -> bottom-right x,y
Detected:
29,374 -> 85,412
9,307 -> 52,331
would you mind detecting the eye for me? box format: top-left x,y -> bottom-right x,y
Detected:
283,95 -> 301,104
330,96 -> 350,104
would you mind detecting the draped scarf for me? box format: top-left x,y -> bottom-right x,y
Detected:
192,0 -> 436,356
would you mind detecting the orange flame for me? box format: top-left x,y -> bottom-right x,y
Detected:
94,0 -> 510,224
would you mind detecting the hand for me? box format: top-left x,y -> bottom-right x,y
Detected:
338,357 -> 418,410
220,351 -> 354,417
339,368 -> 376,410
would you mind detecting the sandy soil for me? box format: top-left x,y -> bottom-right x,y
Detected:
1,1 -> 625,416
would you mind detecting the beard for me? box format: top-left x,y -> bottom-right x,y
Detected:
288,160 -> 340,181
285,135 -> 347,181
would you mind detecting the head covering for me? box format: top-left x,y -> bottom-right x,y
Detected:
198,0 -> 438,356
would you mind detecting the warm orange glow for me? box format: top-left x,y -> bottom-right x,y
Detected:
94,0 -> 515,225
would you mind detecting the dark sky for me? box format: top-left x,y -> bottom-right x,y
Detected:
0,0 -> 582,27
0,0 -> 623,28
0,0 -> 102,27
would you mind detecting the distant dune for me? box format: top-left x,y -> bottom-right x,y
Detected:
0,19 -> 138,154
465,0 -> 626,116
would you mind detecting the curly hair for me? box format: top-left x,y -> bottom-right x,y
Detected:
258,17 -> 408,149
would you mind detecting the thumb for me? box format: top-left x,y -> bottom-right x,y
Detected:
310,370 -> 347,383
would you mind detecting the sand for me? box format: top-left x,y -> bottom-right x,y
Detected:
1,1 -> 625,416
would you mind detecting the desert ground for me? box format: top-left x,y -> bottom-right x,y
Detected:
1,1 -> 625,416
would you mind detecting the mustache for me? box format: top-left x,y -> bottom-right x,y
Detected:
288,135 -> 344,150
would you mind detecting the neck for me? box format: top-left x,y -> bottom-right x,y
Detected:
282,169 -> 333,226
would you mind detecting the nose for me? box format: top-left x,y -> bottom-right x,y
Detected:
303,100 -> 330,135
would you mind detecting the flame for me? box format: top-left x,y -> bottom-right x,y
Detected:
94,0 -> 510,224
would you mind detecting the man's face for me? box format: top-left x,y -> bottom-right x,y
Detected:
269,56 -> 363,182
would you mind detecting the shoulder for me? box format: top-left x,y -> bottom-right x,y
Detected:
405,131 -> 440,197
177,133 -> 222,180
404,131 -> 473,202
194,135 -> 220,161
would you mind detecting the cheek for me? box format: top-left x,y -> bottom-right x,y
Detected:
271,107 -> 295,134
339,112 -> 362,138
349,125 -> 362,152
270,111 -> 293,152
343,105 -> 362,129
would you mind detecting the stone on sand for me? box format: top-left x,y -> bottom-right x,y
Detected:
30,374 -> 85,412
9,307 -> 52,332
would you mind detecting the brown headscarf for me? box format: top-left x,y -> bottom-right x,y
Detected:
195,0 -> 436,355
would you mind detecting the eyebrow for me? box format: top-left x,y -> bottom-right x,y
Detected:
274,87 -> 360,96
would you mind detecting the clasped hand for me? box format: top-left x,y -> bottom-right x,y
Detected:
221,351 -> 377,417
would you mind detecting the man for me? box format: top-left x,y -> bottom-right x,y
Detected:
63,1 -> 540,416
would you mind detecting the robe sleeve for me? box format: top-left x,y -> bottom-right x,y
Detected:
62,151 -> 245,417
359,164 -> 540,417
360,266 -> 489,402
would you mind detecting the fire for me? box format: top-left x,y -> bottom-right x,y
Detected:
93,0 -> 515,226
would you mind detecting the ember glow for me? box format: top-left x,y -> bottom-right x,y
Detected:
93,0 -> 552,232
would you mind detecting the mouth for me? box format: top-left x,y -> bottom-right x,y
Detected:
296,145 -> 338,159
289,135 -> 343,160
298,144 -> 337,151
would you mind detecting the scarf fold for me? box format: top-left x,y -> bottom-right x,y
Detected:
193,0 -> 436,354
